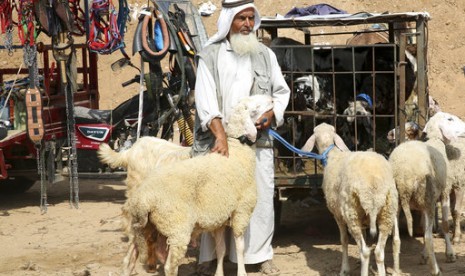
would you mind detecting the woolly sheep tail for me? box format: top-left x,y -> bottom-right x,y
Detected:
359,191 -> 380,237
401,200 -> 414,237
97,143 -> 129,169
368,210 -> 378,238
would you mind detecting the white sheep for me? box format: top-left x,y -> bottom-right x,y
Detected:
301,122 -> 400,276
389,111 -> 465,275
121,94 -> 274,276
445,136 -> 465,244
386,121 -> 421,143
425,112 -> 465,244
98,136 -> 191,197
98,136 -> 192,272
386,114 -> 465,245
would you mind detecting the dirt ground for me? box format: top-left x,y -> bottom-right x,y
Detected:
1,178 -> 465,276
2,0 -> 465,276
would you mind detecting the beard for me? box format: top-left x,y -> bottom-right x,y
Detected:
229,32 -> 260,56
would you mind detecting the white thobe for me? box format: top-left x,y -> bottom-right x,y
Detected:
195,40 -> 290,264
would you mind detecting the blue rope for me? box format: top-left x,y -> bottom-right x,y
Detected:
117,0 -> 130,58
267,128 -> 334,166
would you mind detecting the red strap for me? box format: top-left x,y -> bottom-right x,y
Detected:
17,0 -> 36,46
68,0 -> 86,36
0,0 -> 13,34
87,0 -> 123,54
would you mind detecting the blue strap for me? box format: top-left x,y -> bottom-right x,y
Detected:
267,128 -> 334,166
356,93 -> 373,108
117,0 -> 130,58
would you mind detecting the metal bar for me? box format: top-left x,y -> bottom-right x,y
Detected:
259,13 -> 430,29
82,47 -> 89,99
398,34 -> 407,143
351,46 -> 359,150
43,50 -> 50,95
84,0 -> 90,41
416,18 -> 427,127
388,23 -> 395,43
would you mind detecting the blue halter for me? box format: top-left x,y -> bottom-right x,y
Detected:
356,93 -> 373,108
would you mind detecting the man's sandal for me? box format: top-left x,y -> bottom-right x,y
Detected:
260,259 -> 280,276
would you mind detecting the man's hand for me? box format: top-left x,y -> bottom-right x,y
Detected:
211,136 -> 228,156
255,109 -> 274,130
209,118 -> 229,157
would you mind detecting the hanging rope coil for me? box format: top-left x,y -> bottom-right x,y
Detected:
133,6 -> 170,64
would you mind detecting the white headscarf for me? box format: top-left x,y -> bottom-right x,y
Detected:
205,0 -> 261,46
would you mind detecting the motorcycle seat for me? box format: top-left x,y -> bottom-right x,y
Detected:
74,106 -> 113,124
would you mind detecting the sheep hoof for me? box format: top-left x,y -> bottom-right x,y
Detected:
420,255 -> 428,265
445,253 -> 457,263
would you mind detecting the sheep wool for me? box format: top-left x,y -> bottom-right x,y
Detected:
118,94 -> 273,276
98,137 -> 191,195
424,111 -> 465,245
302,122 -> 400,276
445,137 -> 465,244
126,138 -> 256,276
388,111 -> 465,275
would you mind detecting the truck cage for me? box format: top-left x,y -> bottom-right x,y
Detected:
258,12 -> 431,205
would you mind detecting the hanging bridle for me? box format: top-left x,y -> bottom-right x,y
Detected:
87,0 -> 125,54
17,0 -> 38,46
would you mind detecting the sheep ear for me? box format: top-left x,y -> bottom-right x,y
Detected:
386,127 -> 396,142
438,121 -> 458,143
301,134 -> 316,152
334,133 -> 350,151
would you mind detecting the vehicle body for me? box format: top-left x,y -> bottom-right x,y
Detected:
0,44 -> 99,192
0,0 -> 205,194
257,12 -> 430,223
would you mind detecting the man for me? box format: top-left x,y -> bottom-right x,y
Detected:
192,0 -> 290,275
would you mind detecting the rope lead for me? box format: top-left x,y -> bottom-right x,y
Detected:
267,128 -> 333,166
